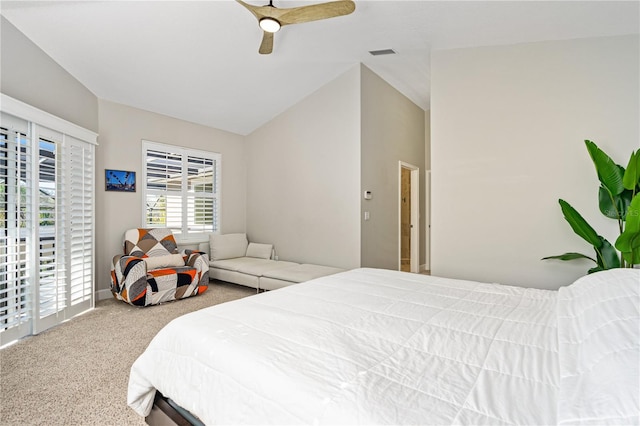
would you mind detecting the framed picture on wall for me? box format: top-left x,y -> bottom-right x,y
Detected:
105,169 -> 136,192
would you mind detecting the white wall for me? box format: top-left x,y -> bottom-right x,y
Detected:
360,65 -> 426,270
96,100 -> 246,294
431,35 -> 640,289
245,66 -> 361,269
0,16 -> 98,133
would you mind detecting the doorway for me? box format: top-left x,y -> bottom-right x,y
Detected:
399,162 -> 419,273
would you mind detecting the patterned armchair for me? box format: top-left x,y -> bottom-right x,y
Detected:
110,228 -> 209,306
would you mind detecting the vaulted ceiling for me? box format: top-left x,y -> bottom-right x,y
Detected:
2,1 -> 638,135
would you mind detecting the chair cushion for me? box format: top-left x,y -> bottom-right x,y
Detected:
211,257 -> 266,272
124,228 -> 178,257
143,253 -> 185,270
211,258 -> 298,276
236,260 -> 298,276
210,233 -> 248,261
245,243 -> 273,259
262,264 -> 344,283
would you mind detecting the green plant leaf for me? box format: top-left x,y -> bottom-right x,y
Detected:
559,199 -> 601,247
598,186 -> 633,220
595,236 -> 621,270
616,232 -> 640,265
617,232 -> 640,250
624,247 -> 640,266
585,140 -> 625,196
622,149 -> 640,191
598,185 -> 619,219
616,193 -> 640,265
541,252 -> 596,262
588,265 -> 604,274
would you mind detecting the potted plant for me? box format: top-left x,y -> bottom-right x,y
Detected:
543,140 -> 640,273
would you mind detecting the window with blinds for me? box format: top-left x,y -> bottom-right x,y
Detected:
142,141 -> 220,238
0,98 -> 96,347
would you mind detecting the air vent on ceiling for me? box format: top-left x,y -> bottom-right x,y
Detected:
369,49 -> 396,56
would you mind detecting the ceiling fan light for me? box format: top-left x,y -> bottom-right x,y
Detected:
259,17 -> 281,33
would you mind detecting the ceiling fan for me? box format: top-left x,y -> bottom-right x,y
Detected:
237,0 -> 356,55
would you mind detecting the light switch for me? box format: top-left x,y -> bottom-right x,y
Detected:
364,211 -> 370,221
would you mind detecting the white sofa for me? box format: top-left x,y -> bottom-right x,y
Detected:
199,233 -> 344,291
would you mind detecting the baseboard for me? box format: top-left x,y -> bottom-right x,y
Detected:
419,264 -> 428,273
95,289 -> 113,301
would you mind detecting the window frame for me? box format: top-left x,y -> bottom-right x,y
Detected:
141,140 -> 221,242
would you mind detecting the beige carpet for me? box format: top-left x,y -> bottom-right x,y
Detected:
0,281 -> 255,426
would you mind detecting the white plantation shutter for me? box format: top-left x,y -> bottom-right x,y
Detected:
143,141 -> 220,238
145,148 -> 184,234
66,138 -> 94,314
0,114 -> 32,344
35,132 -> 65,330
0,96 -> 96,347
187,155 -> 216,233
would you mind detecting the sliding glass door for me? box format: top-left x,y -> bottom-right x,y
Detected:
0,109 -> 95,346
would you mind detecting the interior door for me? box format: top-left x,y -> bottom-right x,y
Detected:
399,162 -> 419,273
401,167 -> 411,272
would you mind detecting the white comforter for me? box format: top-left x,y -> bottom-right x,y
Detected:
557,269 -> 640,425
129,268 -> 563,424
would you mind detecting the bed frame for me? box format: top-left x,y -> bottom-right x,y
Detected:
145,391 -> 203,426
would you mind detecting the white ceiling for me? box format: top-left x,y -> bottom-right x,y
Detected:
2,1 -> 638,135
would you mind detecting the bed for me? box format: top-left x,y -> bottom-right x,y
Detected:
128,267 -> 640,425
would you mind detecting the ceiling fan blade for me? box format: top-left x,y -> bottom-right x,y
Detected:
259,31 -> 274,54
236,0 -> 260,19
237,0 -> 354,55
236,0 -> 281,20
278,0 -> 355,26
